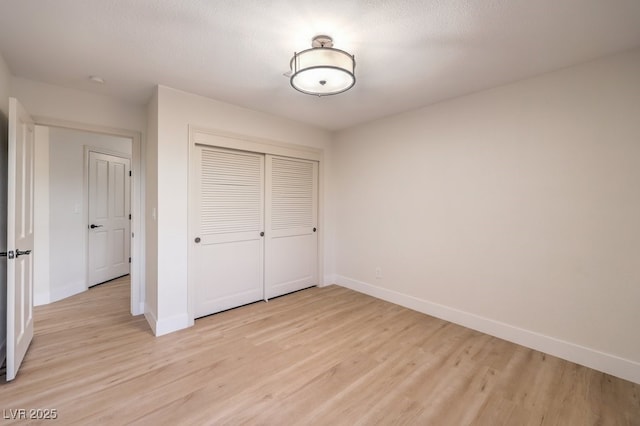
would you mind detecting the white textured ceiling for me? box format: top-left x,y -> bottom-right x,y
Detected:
1,0 -> 640,130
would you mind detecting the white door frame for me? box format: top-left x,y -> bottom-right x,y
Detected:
33,117 -> 144,316
187,126 -> 323,326
84,147 -> 132,288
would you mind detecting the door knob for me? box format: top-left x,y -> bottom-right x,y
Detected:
89,224 -> 103,229
16,249 -> 32,257
260,232 -> 264,237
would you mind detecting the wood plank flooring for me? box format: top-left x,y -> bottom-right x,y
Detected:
1,276 -> 638,425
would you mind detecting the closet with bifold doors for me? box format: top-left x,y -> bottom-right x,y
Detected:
190,132 -> 319,319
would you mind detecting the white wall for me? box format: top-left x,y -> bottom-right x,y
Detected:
144,88 -> 159,331
0,51 -> 11,364
0,52 -> 9,114
33,126 -> 50,305
34,127 -> 131,304
333,48 -> 640,384
150,85 -> 334,335
11,77 -> 146,133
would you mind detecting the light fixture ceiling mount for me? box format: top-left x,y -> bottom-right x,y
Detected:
290,35 -> 356,96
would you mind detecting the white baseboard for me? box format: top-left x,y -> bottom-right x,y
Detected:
144,306 -> 158,335
321,273 -> 337,287
151,311 -> 190,337
34,292 -> 50,307
138,302 -> 145,316
51,281 -> 86,303
335,275 -> 640,385
131,302 -> 145,316
34,281 -> 86,306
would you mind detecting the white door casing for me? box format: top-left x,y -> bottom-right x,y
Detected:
88,151 -> 130,286
188,128 -> 324,324
265,156 -> 318,299
193,146 -> 265,318
6,97 -> 35,381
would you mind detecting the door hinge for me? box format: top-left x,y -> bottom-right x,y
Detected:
129,170 -> 132,177
129,214 -> 131,220
2,250 -> 15,259
129,257 -> 131,263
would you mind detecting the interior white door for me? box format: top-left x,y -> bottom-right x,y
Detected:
265,156 -> 318,299
88,152 -> 130,286
194,146 -> 265,318
6,97 -> 35,381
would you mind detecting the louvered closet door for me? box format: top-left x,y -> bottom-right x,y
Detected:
265,156 -> 318,299
194,146 -> 265,318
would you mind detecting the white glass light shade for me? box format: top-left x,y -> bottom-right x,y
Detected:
290,47 -> 356,96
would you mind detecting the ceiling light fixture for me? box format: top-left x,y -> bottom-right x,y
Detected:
290,35 -> 356,96
89,75 -> 105,84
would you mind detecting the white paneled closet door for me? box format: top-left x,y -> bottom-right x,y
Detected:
265,156 -> 318,299
193,146 -> 265,318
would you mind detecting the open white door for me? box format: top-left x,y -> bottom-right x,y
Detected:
5,98 -> 35,381
88,151 -> 130,286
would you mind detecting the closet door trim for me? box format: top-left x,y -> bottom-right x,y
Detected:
187,127 -> 324,325
191,127 -> 321,161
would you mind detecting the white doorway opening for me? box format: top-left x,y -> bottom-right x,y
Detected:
33,122 -> 143,315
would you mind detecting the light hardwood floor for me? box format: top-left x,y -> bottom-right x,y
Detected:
1,276 -> 638,425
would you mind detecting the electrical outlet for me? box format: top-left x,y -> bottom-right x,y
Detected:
375,267 -> 382,279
